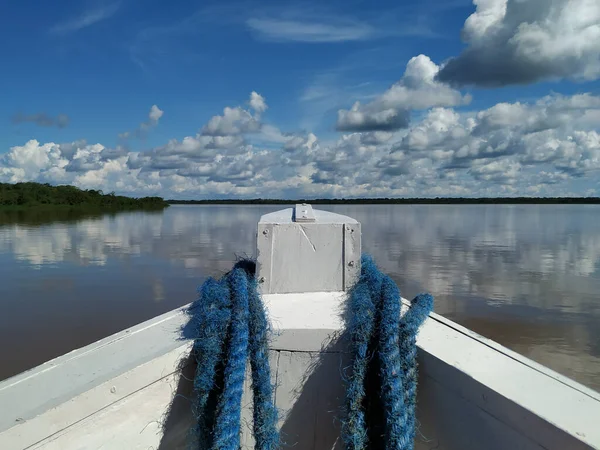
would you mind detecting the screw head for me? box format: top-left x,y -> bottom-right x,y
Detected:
262,229 -> 268,235
348,261 -> 355,267
259,277 -> 265,283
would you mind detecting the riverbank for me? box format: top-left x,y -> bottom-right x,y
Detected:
1,182 -> 169,210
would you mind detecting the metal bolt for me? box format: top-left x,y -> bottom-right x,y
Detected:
259,277 -> 265,283
348,261 -> 355,267
262,229 -> 268,235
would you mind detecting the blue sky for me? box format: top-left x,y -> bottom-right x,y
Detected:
1,0 -> 600,198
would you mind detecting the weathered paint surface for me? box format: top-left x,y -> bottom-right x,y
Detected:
256,207 -> 361,294
274,351 -> 345,449
1,292 -> 599,450
5,347 -> 191,450
0,304 -> 190,434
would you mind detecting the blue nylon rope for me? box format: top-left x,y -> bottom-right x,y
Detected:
398,293 -> 433,447
187,260 -> 279,450
186,255 -> 431,450
246,265 -> 280,450
212,268 -> 250,450
342,255 -> 382,450
342,255 -> 433,450
187,277 -> 232,449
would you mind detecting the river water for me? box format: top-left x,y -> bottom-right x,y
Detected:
1,204 -> 599,391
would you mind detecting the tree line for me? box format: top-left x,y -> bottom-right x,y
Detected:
4,182 -> 598,208
168,197 -> 600,205
0,182 -> 168,209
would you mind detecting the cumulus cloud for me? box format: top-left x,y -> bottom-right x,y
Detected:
119,105 -> 164,139
437,0 -> 600,86
2,90 -> 600,199
201,92 -> 267,137
12,112 -> 70,129
318,92 -> 600,194
202,108 -> 260,136
469,159 -> 521,185
310,133 -> 388,185
148,105 -> 164,124
65,144 -> 107,173
249,91 -> 268,114
281,132 -> 319,167
1,140 -> 68,183
336,55 -> 470,132
381,93 -> 600,179
336,103 -> 410,132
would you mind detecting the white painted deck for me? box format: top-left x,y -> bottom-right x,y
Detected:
1,292 -> 599,450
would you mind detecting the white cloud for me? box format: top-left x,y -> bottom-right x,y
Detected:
336,55 -> 470,132
249,92 -> 267,114
66,143 -> 106,173
120,104 -> 164,139
437,0 -> 600,86
246,18 -> 374,43
321,92 -> 600,194
469,158 -> 521,185
298,72 -> 380,132
2,91 -> 600,199
245,5 -> 445,44
397,107 -> 467,152
336,102 -> 410,132
380,55 -> 470,109
148,105 -> 164,124
2,140 -> 68,182
201,92 -> 266,137
50,3 -> 120,35
201,107 -> 260,137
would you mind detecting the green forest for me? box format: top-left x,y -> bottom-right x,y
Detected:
0,182 -> 168,210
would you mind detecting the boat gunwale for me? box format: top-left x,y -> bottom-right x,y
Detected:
1,293 -> 599,449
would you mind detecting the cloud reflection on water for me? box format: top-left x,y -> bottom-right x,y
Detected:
0,204 -> 599,389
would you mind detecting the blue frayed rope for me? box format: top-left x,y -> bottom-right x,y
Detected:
185,255 -> 432,449
342,255 -> 433,450
186,260 -> 279,450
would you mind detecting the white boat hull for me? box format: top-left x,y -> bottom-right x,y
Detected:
1,291 -> 599,450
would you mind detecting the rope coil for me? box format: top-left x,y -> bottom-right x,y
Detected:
186,256 -> 432,449
187,260 -> 279,450
342,255 -> 433,450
